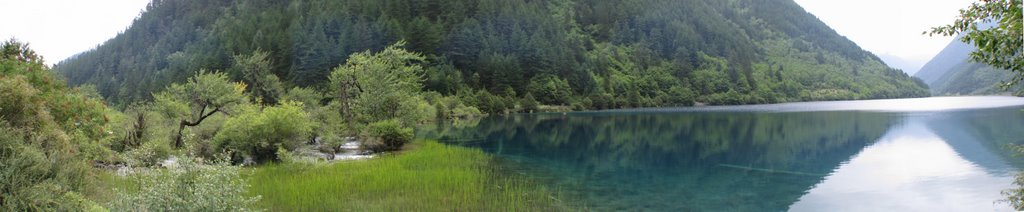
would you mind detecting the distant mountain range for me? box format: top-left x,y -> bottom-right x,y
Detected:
877,53 -> 922,75
914,34 -> 1019,95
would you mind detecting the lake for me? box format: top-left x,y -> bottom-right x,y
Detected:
418,96 -> 1024,211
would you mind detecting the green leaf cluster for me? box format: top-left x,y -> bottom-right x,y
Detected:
214,101 -> 314,163
0,39 -> 108,211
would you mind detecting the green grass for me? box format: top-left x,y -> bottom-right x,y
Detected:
83,170 -> 136,206
248,140 -> 572,211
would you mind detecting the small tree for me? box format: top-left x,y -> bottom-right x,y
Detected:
232,50 -> 283,104
329,41 -> 430,128
155,70 -> 247,149
526,74 -> 573,105
361,119 -> 413,152
520,93 -> 539,113
214,101 -> 313,163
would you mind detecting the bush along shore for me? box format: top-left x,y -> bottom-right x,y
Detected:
0,39 -> 579,210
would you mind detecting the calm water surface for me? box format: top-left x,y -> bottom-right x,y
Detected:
419,96 -> 1024,211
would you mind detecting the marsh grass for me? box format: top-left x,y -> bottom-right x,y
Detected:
248,140 -> 572,211
83,171 -> 136,206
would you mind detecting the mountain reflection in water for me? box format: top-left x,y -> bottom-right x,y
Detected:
418,96 -> 1024,211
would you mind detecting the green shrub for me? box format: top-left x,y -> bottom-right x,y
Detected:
432,95 -> 482,119
329,42 -> 432,126
361,120 -> 413,152
0,128 -> 98,211
109,157 -> 260,211
121,139 -> 172,167
309,101 -> 349,149
279,87 -> 322,109
526,74 -> 573,105
473,89 -> 508,114
214,101 -> 314,163
450,104 -> 483,119
520,93 -> 539,112
668,86 -> 696,106
0,41 -> 107,211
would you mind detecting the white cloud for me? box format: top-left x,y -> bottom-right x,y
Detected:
0,0 -> 151,66
793,0 -> 975,73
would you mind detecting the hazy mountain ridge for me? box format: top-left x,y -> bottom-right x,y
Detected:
915,34 -> 1019,95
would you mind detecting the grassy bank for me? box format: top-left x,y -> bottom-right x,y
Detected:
248,141 -> 570,211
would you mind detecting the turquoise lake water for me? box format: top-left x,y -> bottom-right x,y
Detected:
419,96 -> 1024,211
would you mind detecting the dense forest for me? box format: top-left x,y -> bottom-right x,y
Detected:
55,0 -> 929,111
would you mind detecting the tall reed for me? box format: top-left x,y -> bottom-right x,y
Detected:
248,140 -> 571,211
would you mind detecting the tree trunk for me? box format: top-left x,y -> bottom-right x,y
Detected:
127,112 -> 145,148
339,80 -> 355,134
174,120 -> 186,149
173,107 -> 219,149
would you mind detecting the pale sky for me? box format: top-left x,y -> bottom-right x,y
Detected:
0,0 -> 150,66
0,0 -> 973,73
794,0 -> 975,74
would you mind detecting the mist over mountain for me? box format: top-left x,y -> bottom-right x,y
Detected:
877,53 -> 923,75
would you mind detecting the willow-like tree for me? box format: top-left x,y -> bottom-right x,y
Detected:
328,41 -> 431,128
929,0 -> 1023,87
232,50 -> 283,104
155,70 -> 247,148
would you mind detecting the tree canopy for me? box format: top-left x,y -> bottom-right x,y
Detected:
55,0 -> 929,110
154,70 -> 247,148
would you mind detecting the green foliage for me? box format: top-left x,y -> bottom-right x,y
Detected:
1,40 -> 109,144
107,105 -> 175,167
472,89 -> 512,114
122,138 -> 172,167
526,74 -> 573,105
155,70 -> 248,148
156,71 -> 248,118
109,157 -> 261,212
279,87 -> 322,109
249,141 -> 568,211
667,86 -> 696,106
1004,165 -> 1024,210
0,39 -> 106,211
520,93 -> 540,112
55,0 -> 930,110
214,101 -> 314,163
361,119 -> 414,152
0,128 -> 97,211
233,50 -> 284,104
427,93 -> 483,120
929,0 -> 1023,87
329,42 -> 431,126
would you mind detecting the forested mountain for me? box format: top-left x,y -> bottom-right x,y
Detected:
54,0 -> 929,109
915,34 -> 1020,95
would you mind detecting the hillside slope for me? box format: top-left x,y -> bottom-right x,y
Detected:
915,35 -> 1018,95
54,0 -> 929,108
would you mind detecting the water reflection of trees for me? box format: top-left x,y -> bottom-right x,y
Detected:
418,111 -> 898,211
927,108 -> 1024,174
422,111 -> 895,173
